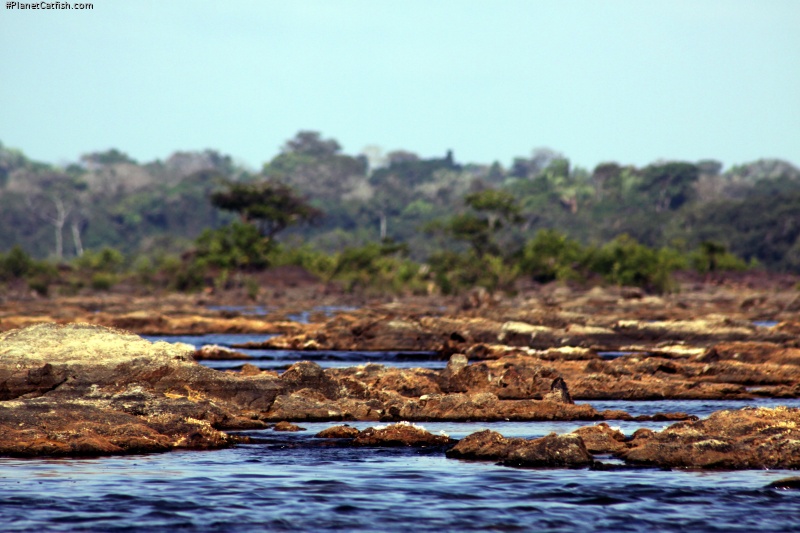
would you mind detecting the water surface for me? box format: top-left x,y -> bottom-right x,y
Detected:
4,334 -> 798,531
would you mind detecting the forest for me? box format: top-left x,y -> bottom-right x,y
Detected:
1,131 -> 799,296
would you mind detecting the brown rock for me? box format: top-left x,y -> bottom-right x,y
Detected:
315,425 -> 361,439
280,361 -> 338,398
446,429 -> 593,468
353,422 -> 454,447
767,477 -> 800,490
621,407 -> 800,469
542,377 -> 574,404
240,363 -> 262,376
572,423 -> 627,454
0,323 -> 279,457
193,344 -> 251,360
274,421 -> 305,432
503,433 -> 592,467
396,392 -> 601,422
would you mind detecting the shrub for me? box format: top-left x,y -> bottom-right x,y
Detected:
0,245 -> 34,280
518,229 -> 584,283
585,235 -> 683,294
90,272 -> 117,291
690,241 -> 748,274
193,222 -> 272,270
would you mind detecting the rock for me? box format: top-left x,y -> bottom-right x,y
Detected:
699,342 -> 800,366
572,423 -> 627,454
240,363 -> 263,376
621,407 -> 800,469
503,433 -> 592,468
446,429 -> 593,468
274,421 -> 305,432
498,321 -> 558,349
393,392 -> 601,422
543,377 -> 573,404
193,344 -> 251,360
315,425 -> 361,439
353,422 -> 453,447
613,318 -> 756,344
0,396 -> 240,456
767,477 -> 800,490
0,323 -> 280,456
264,388 -> 346,422
280,361 -> 338,398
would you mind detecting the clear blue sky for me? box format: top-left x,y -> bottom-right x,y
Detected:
1,0 -> 798,172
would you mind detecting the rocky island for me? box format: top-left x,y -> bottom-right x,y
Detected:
1,279 -> 798,469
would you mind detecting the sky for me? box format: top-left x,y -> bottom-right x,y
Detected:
1,0 -> 798,172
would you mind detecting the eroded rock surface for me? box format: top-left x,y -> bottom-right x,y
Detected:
0,323 -> 620,457
620,406 -> 800,469
0,323 -> 280,456
446,429 -> 593,468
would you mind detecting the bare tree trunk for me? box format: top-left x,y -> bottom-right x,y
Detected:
49,196 -> 69,260
71,220 -> 84,257
379,212 -> 387,240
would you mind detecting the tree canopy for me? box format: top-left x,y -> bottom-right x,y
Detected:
210,181 -> 322,240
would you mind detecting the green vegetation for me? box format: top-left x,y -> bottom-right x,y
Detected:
0,133 -> 798,297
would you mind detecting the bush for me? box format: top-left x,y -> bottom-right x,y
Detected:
329,242 -> 428,294
585,235 -> 684,294
74,247 -> 125,273
0,245 -> 34,280
193,222 -> 272,270
90,272 -> 117,291
518,229 -> 584,283
689,241 -> 748,274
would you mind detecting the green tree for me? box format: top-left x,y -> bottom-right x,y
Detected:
519,229 -> 584,282
439,189 -> 522,258
638,162 -> 699,212
210,181 -> 322,240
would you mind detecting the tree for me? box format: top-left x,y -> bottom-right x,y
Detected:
210,181 -> 322,240
281,130 -> 341,158
437,189 -> 523,258
80,148 -> 137,167
25,172 -> 88,260
264,131 -> 368,201
638,162 -> 699,212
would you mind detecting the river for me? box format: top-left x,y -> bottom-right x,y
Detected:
1,334 -> 799,531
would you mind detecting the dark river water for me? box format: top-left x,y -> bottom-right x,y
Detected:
2,334 -> 800,532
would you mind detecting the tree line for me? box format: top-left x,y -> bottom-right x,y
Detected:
0,132 -> 798,296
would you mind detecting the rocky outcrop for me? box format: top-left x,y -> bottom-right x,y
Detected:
0,323 -> 280,456
571,423 -> 627,454
273,421 -> 305,432
620,407 -> 800,469
315,424 -> 361,439
193,345 -> 251,360
446,430 -> 593,468
313,422 -> 453,447
353,422 -> 454,447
